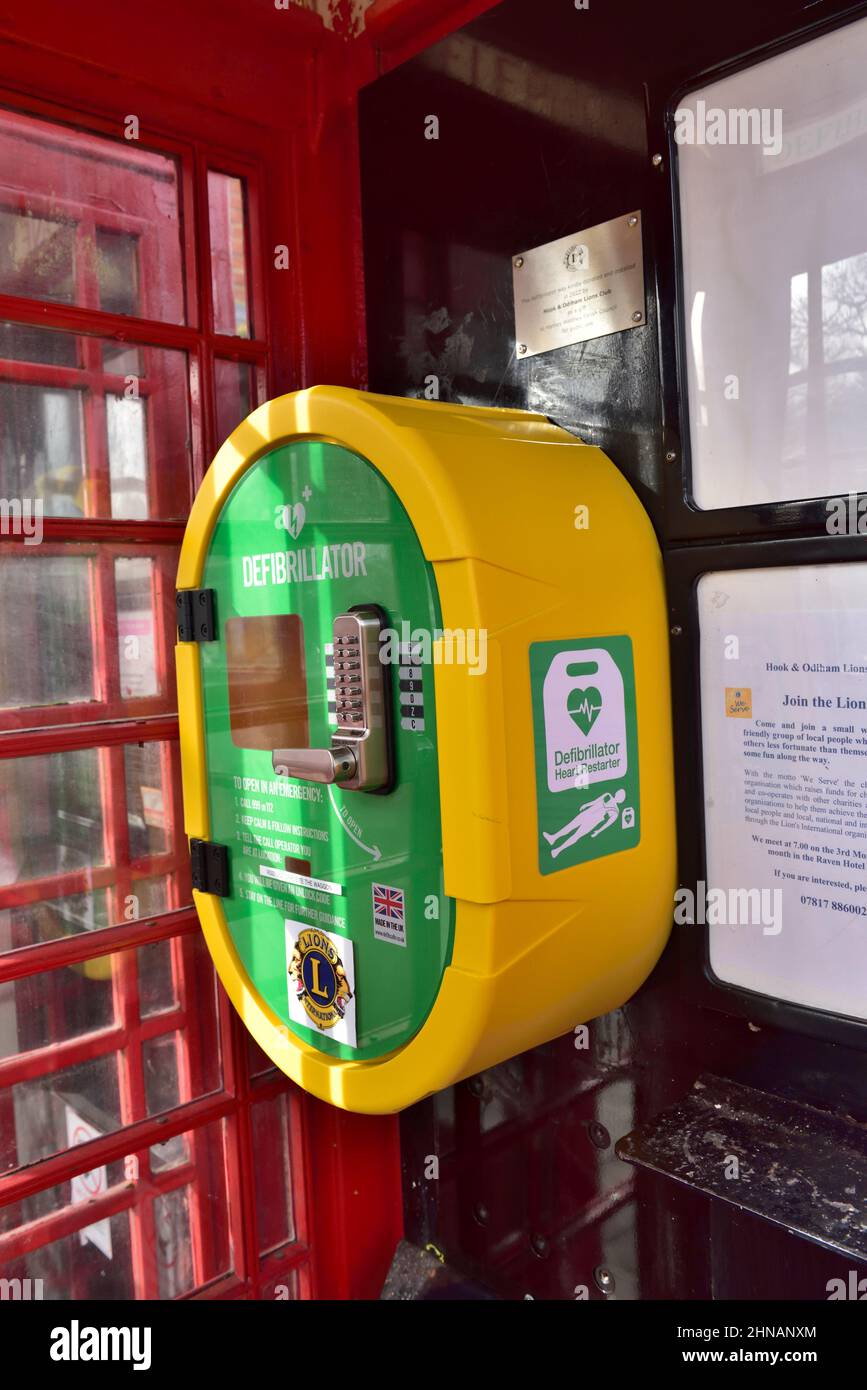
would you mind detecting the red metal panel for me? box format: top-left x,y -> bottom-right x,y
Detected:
305,1099 -> 403,1300
0,1 -> 329,127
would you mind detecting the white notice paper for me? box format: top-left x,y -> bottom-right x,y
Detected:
65,1105 -> 113,1260
699,564 -> 867,1020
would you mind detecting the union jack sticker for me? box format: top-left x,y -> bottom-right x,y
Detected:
372,882 -> 406,947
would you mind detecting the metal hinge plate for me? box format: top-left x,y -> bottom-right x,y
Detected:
189,838 -> 229,896
176,588 -> 217,642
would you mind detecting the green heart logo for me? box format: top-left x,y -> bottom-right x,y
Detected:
567,686 -> 602,736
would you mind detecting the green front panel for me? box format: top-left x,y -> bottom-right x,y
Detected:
198,441 -> 454,1060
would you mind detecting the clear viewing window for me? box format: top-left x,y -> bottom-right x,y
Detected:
677,16 -> 867,509
226,615 -> 309,750
698,562 -> 867,1020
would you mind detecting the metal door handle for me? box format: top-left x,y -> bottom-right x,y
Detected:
272,746 -> 357,785
272,606 -> 392,794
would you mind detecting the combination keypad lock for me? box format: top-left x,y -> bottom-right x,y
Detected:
272,606 -> 392,792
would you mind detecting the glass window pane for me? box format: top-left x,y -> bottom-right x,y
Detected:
6,1053 -> 121,1172
0,107 -> 185,323
0,318 -> 77,367
0,209 -> 75,303
152,1186 -> 194,1298
252,1092 -> 296,1254
208,172 -> 251,337
22,888 -> 112,944
677,14 -> 867,508
1,935 -> 221,1173
215,357 -> 253,444
0,1119 -> 231,1299
134,876 -> 169,919
0,552 -> 95,708
0,739 -> 191,952
0,542 -> 181,725
246,1030 -> 276,1079
150,1130 -> 189,1173
0,888 -> 115,958
0,950 -> 116,1058
138,937 -> 177,1017
12,1211 -> 136,1299
0,745 -> 106,882
142,1033 -> 183,1116
124,742 -> 169,857
0,324 -> 192,520
101,341 -> 141,375
0,379 -> 84,516
116,556 -> 159,700
95,230 -> 139,317
106,395 -> 148,519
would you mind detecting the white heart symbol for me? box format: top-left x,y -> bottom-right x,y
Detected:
287,503 -> 305,538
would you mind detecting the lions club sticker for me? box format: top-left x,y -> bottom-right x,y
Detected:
285,921 -> 357,1048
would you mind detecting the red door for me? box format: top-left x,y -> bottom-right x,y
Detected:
0,45 -> 402,1300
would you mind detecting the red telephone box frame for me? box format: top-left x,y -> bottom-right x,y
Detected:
0,2 -> 421,1300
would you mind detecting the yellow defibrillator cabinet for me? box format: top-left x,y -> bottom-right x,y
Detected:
176,387 -> 676,1113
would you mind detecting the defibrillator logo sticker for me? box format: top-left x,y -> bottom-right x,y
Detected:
530,637 -> 640,875
286,921 -> 357,1046
274,500 -> 306,538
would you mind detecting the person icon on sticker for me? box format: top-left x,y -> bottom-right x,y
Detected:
544,788 -> 626,860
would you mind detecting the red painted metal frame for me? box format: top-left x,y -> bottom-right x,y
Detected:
0,54 -> 313,1300
0,0 -> 519,1302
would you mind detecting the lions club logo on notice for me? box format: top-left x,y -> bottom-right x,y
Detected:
286,922 -> 357,1048
725,687 -> 753,718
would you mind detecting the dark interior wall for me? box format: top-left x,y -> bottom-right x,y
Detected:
359,0 -> 867,1300
360,0 -> 863,526
362,0 -> 663,520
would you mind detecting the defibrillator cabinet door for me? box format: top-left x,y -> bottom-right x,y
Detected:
195,439 -> 452,1059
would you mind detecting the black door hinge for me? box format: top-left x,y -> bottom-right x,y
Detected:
177,588 -> 217,642
190,838 -> 229,896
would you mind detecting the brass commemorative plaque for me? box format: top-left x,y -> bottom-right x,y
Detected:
512,212 -> 646,358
